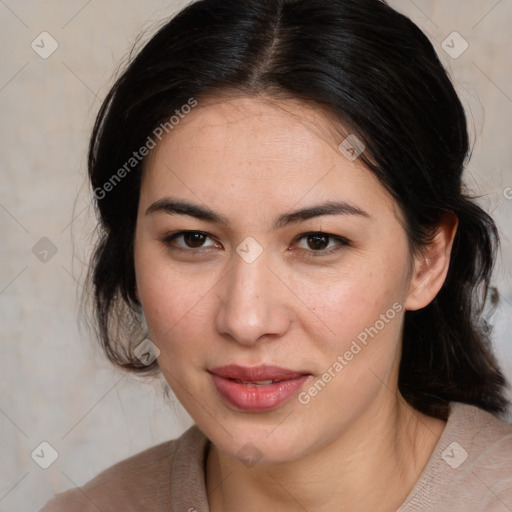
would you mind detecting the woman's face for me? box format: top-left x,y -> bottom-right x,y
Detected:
134,96 -> 418,464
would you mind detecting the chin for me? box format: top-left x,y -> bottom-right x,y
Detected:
206,416 -> 311,466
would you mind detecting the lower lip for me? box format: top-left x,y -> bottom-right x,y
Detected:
210,374 -> 310,412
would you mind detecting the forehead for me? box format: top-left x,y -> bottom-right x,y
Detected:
140,95 -> 398,222
146,95 -> 343,169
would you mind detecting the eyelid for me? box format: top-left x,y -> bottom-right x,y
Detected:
159,230 -> 218,249
159,230 -> 350,255
292,232 -> 350,256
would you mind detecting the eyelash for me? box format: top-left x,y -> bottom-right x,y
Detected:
158,231 -> 350,258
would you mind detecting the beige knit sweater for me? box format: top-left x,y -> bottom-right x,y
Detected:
40,402 -> 512,511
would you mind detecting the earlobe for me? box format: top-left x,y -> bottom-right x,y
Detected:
404,212 -> 458,311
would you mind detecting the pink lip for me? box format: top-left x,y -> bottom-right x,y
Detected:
209,365 -> 311,412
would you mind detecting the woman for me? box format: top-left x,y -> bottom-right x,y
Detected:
41,0 -> 512,510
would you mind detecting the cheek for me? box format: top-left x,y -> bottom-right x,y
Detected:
291,261 -> 405,350
141,282 -> 203,340
295,274 -> 405,418
135,254 -> 218,364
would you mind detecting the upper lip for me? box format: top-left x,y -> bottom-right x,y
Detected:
209,364 -> 309,382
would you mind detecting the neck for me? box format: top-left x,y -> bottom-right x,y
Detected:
206,395 -> 447,512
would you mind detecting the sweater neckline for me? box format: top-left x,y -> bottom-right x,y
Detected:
170,402 -> 473,511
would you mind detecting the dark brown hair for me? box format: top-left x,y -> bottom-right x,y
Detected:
82,0 -> 509,419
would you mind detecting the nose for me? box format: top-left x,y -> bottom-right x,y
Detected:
214,251 -> 291,346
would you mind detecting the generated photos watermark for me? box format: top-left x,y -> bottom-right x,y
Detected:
298,301 -> 403,405
93,97 -> 198,200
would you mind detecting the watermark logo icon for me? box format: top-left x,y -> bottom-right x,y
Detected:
31,441 -> 59,469
237,442 -> 263,467
442,32 -> 468,59
32,237 -> 58,263
134,338 -> 160,365
31,32 -> 59,59
441,441 -> 468,469
338,134 -> 365,161
236,236 -> 263,264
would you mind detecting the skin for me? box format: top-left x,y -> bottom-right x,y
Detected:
133,95 -> 458,511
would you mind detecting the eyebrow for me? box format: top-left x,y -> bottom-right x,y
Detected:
145,198 -> 372,228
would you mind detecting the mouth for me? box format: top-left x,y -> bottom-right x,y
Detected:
208,364 -> 311,412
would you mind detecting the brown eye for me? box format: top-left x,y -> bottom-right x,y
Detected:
160,231 -> 218,252
294,232 -> 349,257
183,232 -> 208,248
306,233 -> 329,251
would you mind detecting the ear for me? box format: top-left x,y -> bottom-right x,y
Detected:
404,212 -> 459,311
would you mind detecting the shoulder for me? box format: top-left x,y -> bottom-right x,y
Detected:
444,403 -> 512,509
450,401 -> 512,463
39,424 -> 208,512
401,402 -> 512,512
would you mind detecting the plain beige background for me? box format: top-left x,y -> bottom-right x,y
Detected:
1,1 -> 511,510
